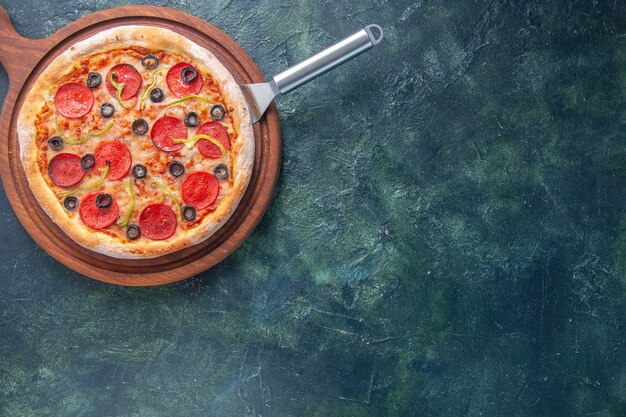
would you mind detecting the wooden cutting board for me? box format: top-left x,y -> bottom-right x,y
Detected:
0,6 -> 281,286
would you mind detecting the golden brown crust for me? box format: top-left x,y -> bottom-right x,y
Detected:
17,26 -> 254,258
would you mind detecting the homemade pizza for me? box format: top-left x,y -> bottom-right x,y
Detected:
16,26 -> 254,258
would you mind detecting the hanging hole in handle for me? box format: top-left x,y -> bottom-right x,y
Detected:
365,24 -> 384,45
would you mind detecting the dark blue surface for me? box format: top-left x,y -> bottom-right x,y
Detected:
2,1 -> 626,416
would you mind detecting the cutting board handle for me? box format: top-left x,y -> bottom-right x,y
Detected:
0,7 -> 22,70
0,6 -> 48,84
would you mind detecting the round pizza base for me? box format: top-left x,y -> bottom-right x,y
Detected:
16,26 -> 254,259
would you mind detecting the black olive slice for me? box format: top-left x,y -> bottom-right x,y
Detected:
100,103 -> 115,118
149,87 -> 164,103
132,118 -> 148,135
63,196 -> 78,211
181,66 -> 198,83
182,205 -> 196,221
213,164 -> 229,179
87,72 -> 102,88
210,104 -> 226,121
95,193 -> 112,208
132,164 -> 147,179
86,72 -> 102,88
168,161 -> 185,177
47,136 -> 64,150
80,153 -> 95,170
185,112 -> 199,127
141,54 -> 159,69
126,224 -> 141,240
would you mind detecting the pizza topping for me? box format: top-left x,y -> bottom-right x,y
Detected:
168,161 -> 185,177
132,164 -> 147,179
214,164 -> 229,179
184,112 -> 199,127
93,141 -> 132,181
117,179 -> 135,227
173,135 -> 228,158
54,82 -> 94,119
181,171 -> 219,209
132,118 -> 149,135
63,196 -> 79,211
210,104 -> 226,121
164,94 -> 211,110
47,136 -> 64,150
80,153 -> 95,170
139,204 -> 177,240
147,179 -> 180,208
139,69 -> 165,109
196,122 -> 231,159
100,103 -> 114,118
56,118 -> 115,146
181,66 -> 198,83
57,161 -> 110,198
108,72 -> 129,110
167,63 -> 203,98
48,153 -> 86,188
79,192 -> 119,230
126,224 -> 141,240
90,121 -> 115,137
182,205 -> 196,221
86,72 -> 102,88
107,64 -> 142,101
95,193 -> 113,208
151,116 -> 186,152
150,88 -> 164,103
87,162 -> 109,187
141,54 -> 159,69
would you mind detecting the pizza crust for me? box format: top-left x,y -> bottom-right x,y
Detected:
17,26 -> 255,259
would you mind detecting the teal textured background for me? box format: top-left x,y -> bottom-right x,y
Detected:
2,1 -> 626,416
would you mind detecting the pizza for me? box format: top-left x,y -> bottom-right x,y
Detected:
16,26 -> 254,258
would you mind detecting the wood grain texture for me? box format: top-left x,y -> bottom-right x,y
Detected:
0,5 -> 281,286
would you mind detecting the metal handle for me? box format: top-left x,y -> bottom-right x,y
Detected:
272,24 -> 383,94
